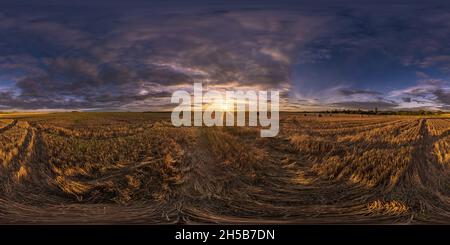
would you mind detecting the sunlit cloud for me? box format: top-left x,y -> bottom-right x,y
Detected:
0,1 -> 449,111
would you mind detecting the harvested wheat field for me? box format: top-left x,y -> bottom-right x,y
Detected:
0,112 -> 449,224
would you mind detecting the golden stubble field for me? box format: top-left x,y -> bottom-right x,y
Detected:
0,112 -> 449,224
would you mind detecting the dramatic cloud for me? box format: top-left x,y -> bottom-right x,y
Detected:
331,101 -> 399,111
389,79 -> 450,110
337,89 -> 382,96
0,1 -> 449,111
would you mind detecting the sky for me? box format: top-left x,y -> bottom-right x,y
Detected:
0,0 -> 449,111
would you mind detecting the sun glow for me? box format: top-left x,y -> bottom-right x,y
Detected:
213,98 -> 235,112
203,97 -> 260,112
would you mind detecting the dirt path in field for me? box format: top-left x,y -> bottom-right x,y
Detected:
1,122 -> 33,192
0,119 -> 17,133
0,123 -> 173,224
0,117 -> 449,224
167,127 -> 407,224
169,119 -> 450,224
400,119 -> 450,223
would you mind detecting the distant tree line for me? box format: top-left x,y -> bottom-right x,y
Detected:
316,108 -> 444,116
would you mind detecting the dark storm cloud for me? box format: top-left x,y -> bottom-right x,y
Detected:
337,88 -> 382,96
402,97 -> 411,103
291,2 -> 450,111
95,7 -> 330,89
389,79 -> 450,110
0,1 -> 449,110
0,2 -> 331,110
330,100 -> 399,110
434,89 -> 450,105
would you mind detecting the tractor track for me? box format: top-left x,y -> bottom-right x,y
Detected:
0,116 -> 449,224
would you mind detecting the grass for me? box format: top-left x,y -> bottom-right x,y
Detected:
0,112 -> 448,224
